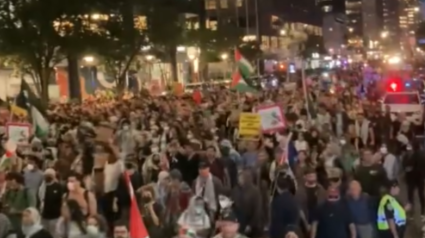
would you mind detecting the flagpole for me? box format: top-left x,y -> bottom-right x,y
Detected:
8,96 -> 17,122
244,0 -> 249,35
235,0 -> 239,27
301,58 -> 311,121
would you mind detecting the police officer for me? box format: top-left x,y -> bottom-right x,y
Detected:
377,181 -> 408,238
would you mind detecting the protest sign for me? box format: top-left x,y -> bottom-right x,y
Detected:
256,104 -> 285,133
6,123 -> 31,143
95,125 -> 114,141
238,113 -> 261,137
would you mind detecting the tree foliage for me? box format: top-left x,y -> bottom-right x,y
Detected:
0,0 -> 101,101
93,0 -> 147,90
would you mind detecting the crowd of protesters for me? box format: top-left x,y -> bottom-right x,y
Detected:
0,70 -> 422,238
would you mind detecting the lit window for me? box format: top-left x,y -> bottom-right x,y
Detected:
220,0 -> 228,8
205,0 -> 217,9
236,0 -> 242,7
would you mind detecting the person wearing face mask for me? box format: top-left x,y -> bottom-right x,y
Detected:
213,211 -> 247,238
402,142 -> 425,220
296,168 -> 326,235
379,145 -> 399,181
140,187 -> 162,238
23,156 -> 43,207
230,170 -> 262,237
339,137 -> 358,174
310,187 -> 356,238
20,207 -> 53,238
86,215 -> 108,238
114,119 -> 136,160
178,196 -> 211,238
269,174 -> 300,238
38,168 -> 64,237
64,172 -> 97,217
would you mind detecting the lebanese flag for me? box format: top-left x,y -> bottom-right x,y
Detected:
124,172 -> 148,238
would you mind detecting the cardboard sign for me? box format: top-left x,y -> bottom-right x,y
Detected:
238,113 -> 261,137
95,126 -> 114,142
256,104 -> 286,133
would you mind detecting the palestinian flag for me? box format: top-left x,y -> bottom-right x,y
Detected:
17,79 -> 49,138
234,49 -> 255,79
0,140 -> 16,171
232,49 -> 257,93
124,171 -> 149,238
231,71 -> 256,93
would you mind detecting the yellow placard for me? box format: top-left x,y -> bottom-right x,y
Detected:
238,113 -> 261,136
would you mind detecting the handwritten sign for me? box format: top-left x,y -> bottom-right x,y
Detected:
238,113 -> 261,137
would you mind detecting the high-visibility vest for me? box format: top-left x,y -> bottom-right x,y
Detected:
377,194 -> 406,230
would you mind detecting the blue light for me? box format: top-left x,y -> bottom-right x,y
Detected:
405,82 -> 411,87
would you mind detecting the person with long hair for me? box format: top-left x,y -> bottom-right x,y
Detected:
56,199 -> 88,238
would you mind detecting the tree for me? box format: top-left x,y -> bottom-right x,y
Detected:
93,0 -> 147,91
0,0 -> 101,102
145,0 -> 191,82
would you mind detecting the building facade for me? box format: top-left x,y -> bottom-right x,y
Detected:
203,0 -> 322,58
317,0 -> 346,54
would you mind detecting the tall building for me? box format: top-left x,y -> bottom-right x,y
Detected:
346,0 -> 363,51
203,0 -> 322,58
317,0 -> 346,54
382,0 -> 399,36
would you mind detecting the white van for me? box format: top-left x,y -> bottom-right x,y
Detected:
381,91 -> 423,124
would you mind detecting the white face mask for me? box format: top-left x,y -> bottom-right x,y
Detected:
87,225 -> 99,234
26,164 -> 34,171
380,147 -> 388,154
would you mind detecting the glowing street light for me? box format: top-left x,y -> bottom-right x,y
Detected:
381,31 -> 389,38
388,56 -> 401,64
91,14 -> 101,20
414,7 -> 420,12
83,56 -> 94,63
145,55 -> 154,61
220,53 -> 228,60
280,29 -> 286,35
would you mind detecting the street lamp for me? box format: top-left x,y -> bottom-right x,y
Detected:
145,55 -> 154,61
91,14 -> 101,20
220,53 -> 228,60
188,54 -> 196,60
280,29 -> 286,36
414,7 -> 420,12
381,31 -> 389,38
83,56 -> 94,63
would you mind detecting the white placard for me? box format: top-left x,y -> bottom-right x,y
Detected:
6,123 -> 31,144
257,105 -> 286,133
